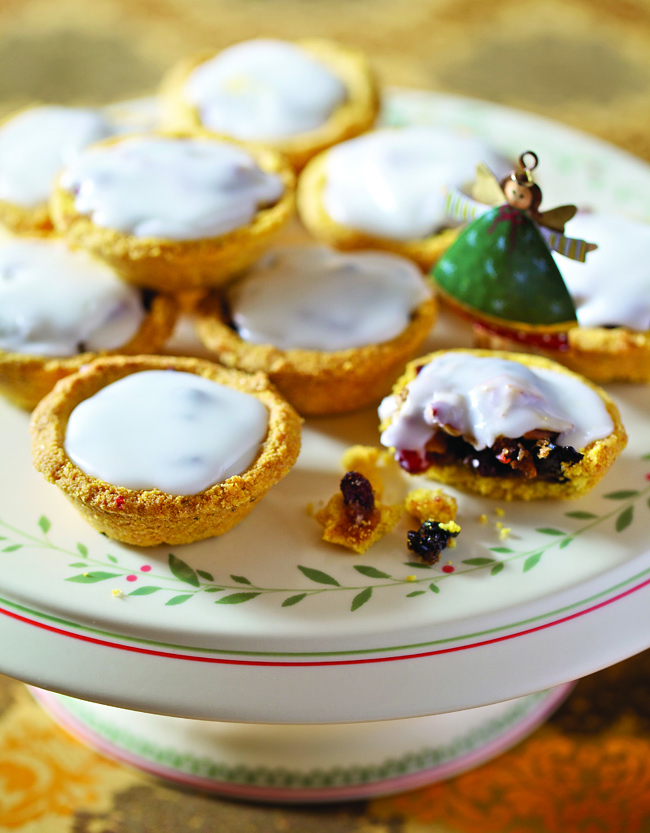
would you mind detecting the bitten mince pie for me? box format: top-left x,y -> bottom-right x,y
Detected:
379,349 -> 626,501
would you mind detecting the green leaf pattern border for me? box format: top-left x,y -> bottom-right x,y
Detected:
1,463 -> 649,615
50,688 -> 551,790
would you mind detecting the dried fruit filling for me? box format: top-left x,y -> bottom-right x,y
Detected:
340,470 -> 377,523
407,519 -> 460,565
397,429 -> 583,481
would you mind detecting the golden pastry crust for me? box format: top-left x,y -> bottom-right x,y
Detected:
0,293 -> 177,411
380,349 -> 627,501
473,324 -> 650,384
194,288 -> 437,416
340,445 -> 396,499
0,199 -> 52,237
49,131 -> 295,293
297,149 -> 460,269
161,39 -> 380,171
404,487 -> 457,524
30,355 -> 302,546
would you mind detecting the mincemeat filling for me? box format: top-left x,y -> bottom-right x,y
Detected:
397,429 -> 583,480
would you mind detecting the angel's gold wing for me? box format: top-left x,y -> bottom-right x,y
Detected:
471,162 -> 505,206
536,204 -> 577,232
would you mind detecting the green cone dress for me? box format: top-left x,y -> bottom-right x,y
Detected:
432,205 -> 577,331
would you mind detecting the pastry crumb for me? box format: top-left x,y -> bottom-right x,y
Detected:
498,526 -> 512,540
341,445 -> 393,498
111,588 -> 123,598
315,493 -> 402,554
315,470 -> 401,554
495,507 -> 505,517
405,487 -> 457,524
479,513 -> 488,524
305,502 -> 314,517
406,574 -> 417,582
440,520 -> 461,548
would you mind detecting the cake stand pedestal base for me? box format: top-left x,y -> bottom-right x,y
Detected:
30,683 -> 573,803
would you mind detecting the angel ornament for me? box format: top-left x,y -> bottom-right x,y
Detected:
432,151 -> 597,338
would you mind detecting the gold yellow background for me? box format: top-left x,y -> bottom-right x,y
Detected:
2,0 -> 650,162
2,0 -> 650,829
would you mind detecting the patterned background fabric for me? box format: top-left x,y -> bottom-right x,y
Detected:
1,0 -> 650,829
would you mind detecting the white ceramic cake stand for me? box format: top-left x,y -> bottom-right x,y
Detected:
2,91 -> 650,802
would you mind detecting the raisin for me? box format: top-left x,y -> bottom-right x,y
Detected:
219,296 -> 239,331
340,471 -> 375,521
463,448 -> 511,478
534,441 -> 583,480
141,289 -> 156,312
407,520 -> 459,565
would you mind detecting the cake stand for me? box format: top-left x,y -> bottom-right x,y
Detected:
2,91 -> 650,803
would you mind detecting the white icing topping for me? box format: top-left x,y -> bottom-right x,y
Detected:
0,238 -> 145,357
379,353 -> 613,454
184,39 -> 347,140
0,106 -> 113,208
228,247 -> 431,351
65,370 -> 268,495
323,127 -> 510,241
59,136 -> 284,240
554,212 -> 650,331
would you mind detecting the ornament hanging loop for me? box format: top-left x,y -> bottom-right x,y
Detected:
517,151 -> 539,184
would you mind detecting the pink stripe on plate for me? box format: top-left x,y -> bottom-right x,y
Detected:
31,683 -> 574,804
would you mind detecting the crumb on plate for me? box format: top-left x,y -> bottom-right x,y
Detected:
407,518 -> 461,565
315,470 -> 402,554
341,445 -> 394,498
405,487 -> 457,524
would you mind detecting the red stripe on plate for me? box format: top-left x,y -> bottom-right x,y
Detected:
2,576 -> 650,666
